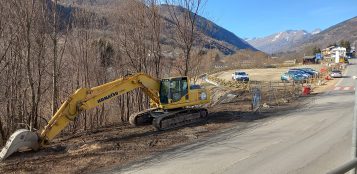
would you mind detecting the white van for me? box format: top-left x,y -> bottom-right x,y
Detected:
232,71 -> 249,82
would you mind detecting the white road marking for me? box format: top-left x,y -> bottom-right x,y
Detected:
343,87 -> 351,91
334,86 -> 355,91
334,87 -> 342,91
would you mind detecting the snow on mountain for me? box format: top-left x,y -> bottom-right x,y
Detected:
311,28 -> 321,35
247,30 -> 311,54
272,32 -> 282,42
247,16 -> 357,54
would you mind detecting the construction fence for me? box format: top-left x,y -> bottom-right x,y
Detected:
207,73 -> 328,111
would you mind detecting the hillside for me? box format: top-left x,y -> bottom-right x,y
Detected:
292,16 -> 357,52
58,1 -> 257,55
271,16 -> 356,55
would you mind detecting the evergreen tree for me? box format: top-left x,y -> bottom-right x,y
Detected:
339,40 -> 351,52
312,46 -> 321,54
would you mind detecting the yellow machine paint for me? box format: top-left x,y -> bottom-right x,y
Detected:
1,73 -> 210,160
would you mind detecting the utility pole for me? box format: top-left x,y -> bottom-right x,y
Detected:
352,76 -> 357,174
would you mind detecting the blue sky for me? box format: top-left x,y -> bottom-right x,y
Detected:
201,0 -> 357,38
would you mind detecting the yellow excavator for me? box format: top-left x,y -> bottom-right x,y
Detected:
0,73 -> 210,160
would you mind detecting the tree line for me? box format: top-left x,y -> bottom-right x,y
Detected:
0,0 -> 209,145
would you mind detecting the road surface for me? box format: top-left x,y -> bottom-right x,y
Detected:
112,60 -> 356,174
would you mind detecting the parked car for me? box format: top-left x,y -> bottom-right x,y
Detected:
232,71 -> 249,82
289,69 -> 313,78
290,68 -> 314,75
330,70 -> 342,78
299,68 -> 319,76
281,72 -> 306,82
287,70 -> 310,80
281,73 -> 292,81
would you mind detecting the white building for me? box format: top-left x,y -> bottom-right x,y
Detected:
330,47 -> 346,63
331,47 -> 347,58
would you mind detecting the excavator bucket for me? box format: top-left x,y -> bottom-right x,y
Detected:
0,129 -> 39,161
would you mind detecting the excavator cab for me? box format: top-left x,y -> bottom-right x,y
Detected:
159,77 -> 189,104
159,76 -> 209,110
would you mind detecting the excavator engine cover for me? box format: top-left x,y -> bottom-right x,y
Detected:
0,129 -> 39,161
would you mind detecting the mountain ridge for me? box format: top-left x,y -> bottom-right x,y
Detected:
296,16 -> 357,51
247,29 -> 313,54
247,16 -> 356,54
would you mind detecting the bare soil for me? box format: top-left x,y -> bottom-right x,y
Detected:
0,89 -> 254,174
0,75 -> 334,174
1,122 -> 244,174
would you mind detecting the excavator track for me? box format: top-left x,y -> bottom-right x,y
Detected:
152,108 -> 208,130
129,108 -> 158,126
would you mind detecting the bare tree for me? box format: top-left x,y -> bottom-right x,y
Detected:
115,1 -> 150,74
112,0 -> 166,121
0,0 -> 54,143
50,0 -> 60,115
164,0 -> 203,76
146,0 -> 163,78
0,0 -> 210,143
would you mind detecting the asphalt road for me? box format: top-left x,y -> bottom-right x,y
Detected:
115,59 -> 357,174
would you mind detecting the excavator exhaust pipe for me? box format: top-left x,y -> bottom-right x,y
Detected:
0,129 -> 39,161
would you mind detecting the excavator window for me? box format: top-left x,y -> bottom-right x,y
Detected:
160,80 -> 170,104
159,77 -> 188,104
171,80 -> 181,102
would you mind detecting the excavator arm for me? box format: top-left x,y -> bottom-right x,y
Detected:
40,73 -> 160,143
0,73 -> 160,160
